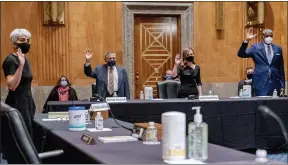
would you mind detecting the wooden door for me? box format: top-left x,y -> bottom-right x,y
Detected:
134,15 -> 180,98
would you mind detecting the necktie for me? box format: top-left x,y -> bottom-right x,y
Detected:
267,45 -> 272,64
108,67 -> 114,95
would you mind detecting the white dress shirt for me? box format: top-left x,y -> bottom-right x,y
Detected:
107,66 -> 118,94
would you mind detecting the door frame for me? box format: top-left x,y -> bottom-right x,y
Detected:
122,2 -> 194,98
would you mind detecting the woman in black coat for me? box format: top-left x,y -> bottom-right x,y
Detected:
42,75 -> 78,113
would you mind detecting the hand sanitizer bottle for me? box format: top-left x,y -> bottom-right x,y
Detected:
95,112 -> 103,130
254,149 -> 269,164
140,91 -> 144,100
188,106 -> 208,161
272,89 -> 278,98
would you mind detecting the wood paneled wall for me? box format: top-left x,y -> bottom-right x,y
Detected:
1,2 -> 287,86
0,2 -> 122,86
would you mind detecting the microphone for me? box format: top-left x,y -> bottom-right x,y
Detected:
93,94 -> 133,132
258,105 -> 288,163
278,79 -> 287,97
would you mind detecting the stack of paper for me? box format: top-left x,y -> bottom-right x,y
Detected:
98,136 -> 138,143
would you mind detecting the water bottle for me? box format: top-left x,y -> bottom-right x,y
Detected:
85,110 -> 91,124
95,112 -> 103,130
140,91 -> 144,100
272,89 -> 278,98
208,90 -> 213,95
254,149 -> 269,164
143,122 -> 158,145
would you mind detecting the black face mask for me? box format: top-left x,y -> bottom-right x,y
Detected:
107,60 -> 116,67
246,73 -> 253,79
17,43 -> 30,54
186,56 -> 194,62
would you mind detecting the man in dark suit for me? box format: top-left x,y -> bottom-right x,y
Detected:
84,49 -> 130,99
237,28 -> 285,96
238,67 -> 255,96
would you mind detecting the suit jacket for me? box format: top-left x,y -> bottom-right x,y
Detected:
84,64 -> 130,99
237,42 -> 285,96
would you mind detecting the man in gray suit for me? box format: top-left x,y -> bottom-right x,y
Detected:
84,49 -> 130,99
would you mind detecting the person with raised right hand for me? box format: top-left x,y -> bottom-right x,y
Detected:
237,27 -> 285,96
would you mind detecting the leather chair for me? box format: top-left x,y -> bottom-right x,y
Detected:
0,102 -> 63,164
157,80 -> 181,99
92,82 -> 96,97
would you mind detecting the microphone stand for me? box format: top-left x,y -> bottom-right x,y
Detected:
258,105 -> 288,163
92,94 -> 133,132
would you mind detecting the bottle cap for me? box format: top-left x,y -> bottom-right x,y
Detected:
256,149 -> 267,158
149,121 -> 154,126
192,106 -> 202,123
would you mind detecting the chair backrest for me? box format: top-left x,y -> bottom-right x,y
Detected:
157,80 -> 181,99
0,102 -> 41,164
92,82 -> 96,97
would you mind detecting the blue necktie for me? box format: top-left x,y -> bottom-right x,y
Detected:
267,45 -> 272,64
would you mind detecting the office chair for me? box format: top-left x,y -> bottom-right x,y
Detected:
0,102 -> 63,164
157,80 -> 181,99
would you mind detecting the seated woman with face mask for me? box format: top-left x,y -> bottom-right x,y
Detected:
42,75 -> 78,113
172,48 -> 203,98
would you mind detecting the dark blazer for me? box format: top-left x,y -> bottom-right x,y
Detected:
84,64 -> 130,99
237,42 -> 285,96
42,86 -> 78,113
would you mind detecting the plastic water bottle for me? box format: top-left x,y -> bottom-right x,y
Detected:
95,112 -> 103,130
272,89 -> 278,98
85,110 -> 91,124
254,149 -> 269,164
208,90 -> 213,95
140,91 -> 144,100
143,122 -> 159,145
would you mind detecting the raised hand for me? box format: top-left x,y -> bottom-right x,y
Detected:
17,48 -> 25,66
175,54 -> 182,65
246,27 -> 257,41
84,48 -> 93,63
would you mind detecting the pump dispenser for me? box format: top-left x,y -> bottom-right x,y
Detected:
188,106 -> 208,161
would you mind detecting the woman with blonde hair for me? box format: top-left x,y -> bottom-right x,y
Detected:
172,48 -> 202,98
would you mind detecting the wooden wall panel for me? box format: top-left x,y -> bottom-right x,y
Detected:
194,2 -> 244,83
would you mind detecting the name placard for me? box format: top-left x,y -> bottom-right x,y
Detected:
81,133 -> 96,145
199,95 -> 219,101
89,103 -> 109,112
106,97 -> 127,103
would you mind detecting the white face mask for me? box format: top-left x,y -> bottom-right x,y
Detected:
264,36 -> 273,45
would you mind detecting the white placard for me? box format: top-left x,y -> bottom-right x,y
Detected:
199,95 -> 219,101
89,103 -> 109,112
86,128 -> 112,132
164,159 -> 206,164
105,97 -> 127,103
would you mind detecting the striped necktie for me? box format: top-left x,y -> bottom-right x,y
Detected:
108,67 -> 114,95
267,45 -> 273,64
